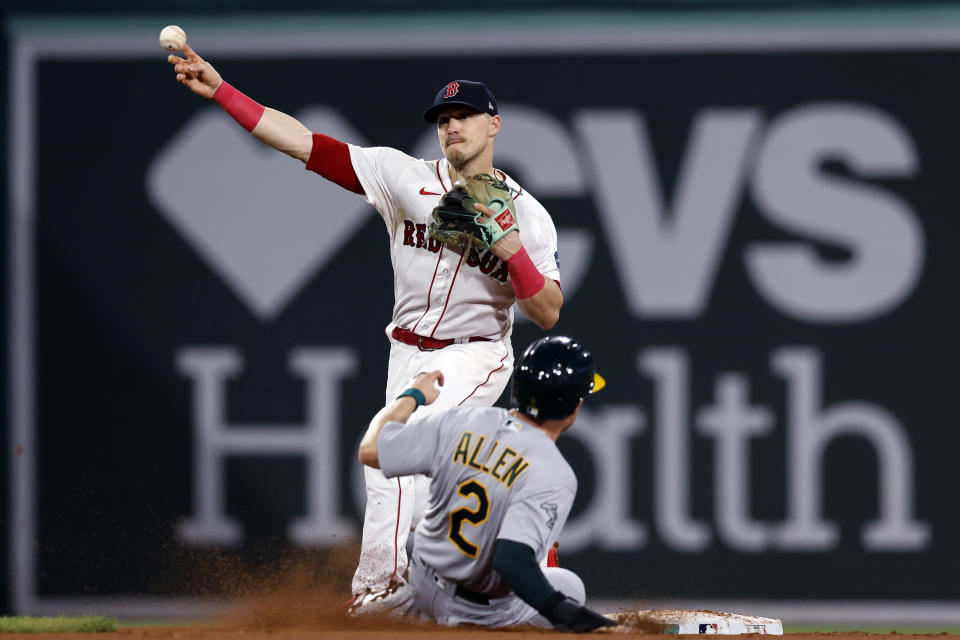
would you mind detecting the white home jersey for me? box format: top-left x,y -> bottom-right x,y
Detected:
349,147 -> 561,341
377,406 -> 576,597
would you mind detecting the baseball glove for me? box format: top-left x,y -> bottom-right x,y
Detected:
428,173 -> 519,250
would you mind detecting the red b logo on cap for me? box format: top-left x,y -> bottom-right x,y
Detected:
443,82 -> 460,98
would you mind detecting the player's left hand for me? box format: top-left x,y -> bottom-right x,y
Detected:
410,370 -> 444,405
543,594 -> 618,633
428,173 -> 518,252
475,202 -> 523,260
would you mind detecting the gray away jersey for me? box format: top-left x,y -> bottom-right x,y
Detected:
377,406 -> 576,596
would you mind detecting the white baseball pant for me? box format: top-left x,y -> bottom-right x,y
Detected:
406,553 -> 586,627
351,337 -> 513,596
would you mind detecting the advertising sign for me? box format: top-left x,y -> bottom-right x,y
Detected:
8,17 -> 960,620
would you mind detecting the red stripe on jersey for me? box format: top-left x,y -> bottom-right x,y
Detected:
458,348 -> 510,406
394,477 -> 402,576
429,242 -> 468,338
435,160 -> 449,192
412,245 -> 445,333
305,133 -> 365,195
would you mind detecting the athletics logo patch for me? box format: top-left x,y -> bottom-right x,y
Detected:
540,502 -> 558,529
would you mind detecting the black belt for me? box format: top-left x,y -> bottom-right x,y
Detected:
454,584 -> 489,606
415,554 -> 490,606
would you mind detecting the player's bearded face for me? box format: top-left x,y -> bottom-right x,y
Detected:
437,110 -> 494,168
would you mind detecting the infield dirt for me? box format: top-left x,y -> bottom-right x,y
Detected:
10,545 -> 954,639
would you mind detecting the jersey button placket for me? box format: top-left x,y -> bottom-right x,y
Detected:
435,267 -> 452,303
424,274 -> 452,333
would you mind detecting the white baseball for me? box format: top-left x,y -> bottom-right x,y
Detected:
159,25 -> 187,52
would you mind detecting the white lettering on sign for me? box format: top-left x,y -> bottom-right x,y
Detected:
163,103 -> 928,554
152,103 -> 922,324
560,406 -> 648,550
176,347 -> 357,546
697,373 -> 775,552
574,109 -> 761,318
748,104 -> 924,323
560,347 -> 928,553
572,103 -> 922,323
175,345 -> 929,554
771,348 -> 930,551
641,349 -> 713,551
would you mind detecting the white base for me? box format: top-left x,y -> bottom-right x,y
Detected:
605,609 -> 784,635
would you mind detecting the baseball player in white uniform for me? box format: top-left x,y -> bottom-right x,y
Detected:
168,49 -> 564,604
356,336 -> 615,632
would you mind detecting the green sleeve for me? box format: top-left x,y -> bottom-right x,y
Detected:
492,539 -> 558,612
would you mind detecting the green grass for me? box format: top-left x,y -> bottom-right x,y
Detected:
785,624 -> 960,634
0,615 -> 117,633
115,619 -> 199,628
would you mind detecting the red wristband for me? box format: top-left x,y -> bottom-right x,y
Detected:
507,247 -> 545,299
212,81 -> 265,132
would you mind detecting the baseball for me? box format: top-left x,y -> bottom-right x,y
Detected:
159,25 -> 186,52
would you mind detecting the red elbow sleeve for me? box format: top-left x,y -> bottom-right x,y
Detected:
305,133 -> 364,195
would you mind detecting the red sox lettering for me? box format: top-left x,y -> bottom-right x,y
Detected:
402,219 -> 510,282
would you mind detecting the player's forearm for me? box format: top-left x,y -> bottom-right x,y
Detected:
251,108 -> 314,162
359,373 -> 441,468
212,82 -> 312,162
503,246 -> 562,329
517,278 -> 562,330
492,540 -> 558,611
493,540 -> 614,633
358,397 -> 418,468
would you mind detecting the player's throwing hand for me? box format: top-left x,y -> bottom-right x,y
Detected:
167,45 -> 222,98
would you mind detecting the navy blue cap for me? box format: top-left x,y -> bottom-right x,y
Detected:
423,80 -> 498,123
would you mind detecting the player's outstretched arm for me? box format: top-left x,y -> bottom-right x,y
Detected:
167,45 -> 313,163
358,371 -> 444,468
492,540 -> 614,633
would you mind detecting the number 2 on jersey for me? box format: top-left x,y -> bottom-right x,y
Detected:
448,479 -> 490,557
